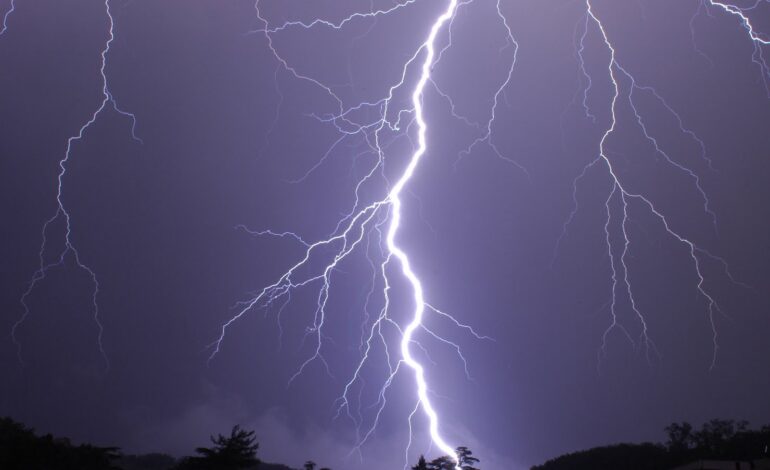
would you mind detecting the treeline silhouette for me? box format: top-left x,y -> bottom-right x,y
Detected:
532,419 -> 770,470
0,418 -> 292,470
411,446 -> 480,469
0,416 -> 481,470
0,417 -> 121,470
5,414 -> 766,470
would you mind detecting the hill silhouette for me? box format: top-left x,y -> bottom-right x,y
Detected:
532,419 -> 770,470
0,417 -> 299,470
3,415 -> 767,469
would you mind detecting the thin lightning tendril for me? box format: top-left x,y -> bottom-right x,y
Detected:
11,0 -> 141,370
0,0 -> 15,36
705,0 -> 770,95
556,0 -> 751,371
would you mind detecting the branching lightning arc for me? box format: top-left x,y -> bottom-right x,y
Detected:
209,1 -> 481,467
555,0 -> 759,371
6,0 -> 768,467
10,0 -> 141,369
208,0 -> 764,463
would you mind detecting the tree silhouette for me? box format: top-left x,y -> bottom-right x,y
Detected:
455,446 -> 480,470
175,425 -> 260,470
304,460 -> 316,470
0,417 -> 121,470
427,456 -> 455,470
691,419 -> 748,457
419,446 -> 480,470
664,421 -> 693,454
532,420 -> 770,469
412,455 -> 429,470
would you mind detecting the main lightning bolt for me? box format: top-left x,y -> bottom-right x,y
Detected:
386,2 -> 462,466
11,0 -> 140,369
3,0 -> 764,467
211,0 -> 760,465
207,0 -> 516,468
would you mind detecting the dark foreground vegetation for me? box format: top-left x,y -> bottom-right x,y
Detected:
532,419 -> 770,470
0,416 -> 479,470
0,417 -> 296,470
2,415 -> 767,469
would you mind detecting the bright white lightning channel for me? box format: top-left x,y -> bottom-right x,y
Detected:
2,0 -> 764,465
692,1 -> 770,93
388,1 -> 462,467
211,0 -> 762,466
209,0 -> 491,468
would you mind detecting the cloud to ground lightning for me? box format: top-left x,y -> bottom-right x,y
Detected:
208,1 -> 487,467
212,0 -> 762,464
6,0 -> 768,467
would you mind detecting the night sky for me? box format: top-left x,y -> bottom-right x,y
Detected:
1,1 -> 769,469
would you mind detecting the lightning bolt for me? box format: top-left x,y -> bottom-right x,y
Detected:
11,0 -> 141,369
0,0 -> 15,36
386,2 -> 464,466
556,0 -> 749,371
226,0 -> 759,463
1,0 -> 764,468
3,0 -> 763,467
208,0 -> 523,467
701,0 -> 770,95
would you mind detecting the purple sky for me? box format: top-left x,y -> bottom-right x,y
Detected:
1,1 -> 769,469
